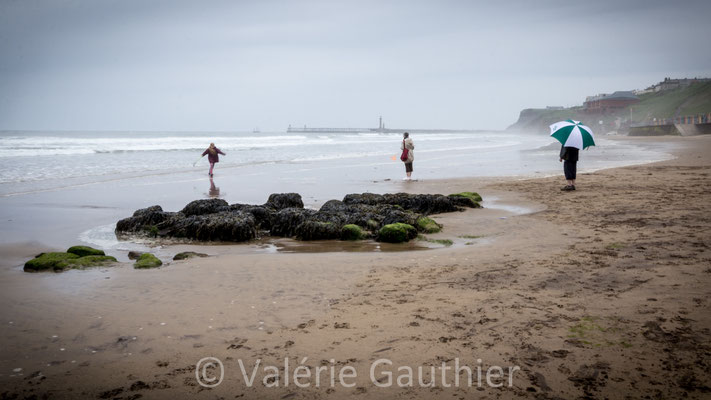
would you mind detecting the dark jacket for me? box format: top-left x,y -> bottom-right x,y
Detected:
202,147 -> 225,163
560,146 -> 579,162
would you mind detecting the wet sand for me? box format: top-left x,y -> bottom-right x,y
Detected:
1,135 -> 710,399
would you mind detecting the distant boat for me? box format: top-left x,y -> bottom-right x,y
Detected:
253,127 -> 261,133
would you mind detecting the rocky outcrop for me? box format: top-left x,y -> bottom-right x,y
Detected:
265,193 -> 304,210
160,211 -> 258,242
342,192 -> 478,214
180,199 -> 229,216
115,205 -> 172,233
116,191 -> 482,243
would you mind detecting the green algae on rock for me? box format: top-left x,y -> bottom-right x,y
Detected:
341,224 -> 366,241
416,217 -> 442,233
377,223 -> 418,243
67,245 -> 105,257
24,252 -> 117,272
134,253 -> 163,269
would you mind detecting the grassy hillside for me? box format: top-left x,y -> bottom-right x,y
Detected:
508,81 -> 711,134
632,82 -> 711,121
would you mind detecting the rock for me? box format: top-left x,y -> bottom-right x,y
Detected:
342,193 -> 384,206
265,193 -> 304,210
343,192 -> 469,214
67,245 -> 105,257
295,220 -> 340,240
377,223 -> 418,243
341,224 -> 365,240
173,251 -> 209,261
270,208 -> 317,237
365,219 -> 379,230
450,191 -> 482,202
24,252 -> 79,272
320,200 -> 417,231
416,217 -> 442,233
134,253 -> 162,269
380,208 -> 418,227
127,251 -> 144,260
24,252 -> 117,272
448,195 -> 480,208
449,192 -> 482,208
162,212 -> 257,242
116,191 -> 482,243
64,255 -> 118,269
231,205 -> 276,230
318,199 -> 349,213
116,205 -> 173,233
180,199 -> 229,216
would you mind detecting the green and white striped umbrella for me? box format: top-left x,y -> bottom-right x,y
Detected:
549,120 -> 596,150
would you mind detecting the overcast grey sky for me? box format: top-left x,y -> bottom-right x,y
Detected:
1,0 -> 710,131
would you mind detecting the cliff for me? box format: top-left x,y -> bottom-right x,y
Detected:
507,81 -> 711,134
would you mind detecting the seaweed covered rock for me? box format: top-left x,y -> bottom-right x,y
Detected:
450,191 -> 482,202
231,204 -> 276,230
64,255 -> 118,269
295,220 -> 341,240
116,191 -> 481,243
341,224 -> 366,240
448,192 -> 482,208
377,223 -> 418,243
163,212 -> 257,242
173,251 -> 209,261
379,207 -> 419,227
181,199 -> 229,216
318,200 -> 416,230
116,205 -> 173,233
24,252 -> 117,272
343,192 -> 468,214
416,217 -> 442,233
134,253 -> 162,269
25,252 -> 79,272
67,245 -> 105,257
341,193 -> 384,206
270,208 -> 317,237
265,193 -> 304,210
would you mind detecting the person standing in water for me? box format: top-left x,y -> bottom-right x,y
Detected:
400,132 -> 415,180
559,145 -> 579,191
201,143 -> 226,177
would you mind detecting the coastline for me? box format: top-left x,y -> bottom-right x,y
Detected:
0,135 -> 709,398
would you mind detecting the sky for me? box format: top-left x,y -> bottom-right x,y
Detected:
1,0 -> 710,132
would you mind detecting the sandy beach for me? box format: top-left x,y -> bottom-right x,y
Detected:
1,135 -> 710,399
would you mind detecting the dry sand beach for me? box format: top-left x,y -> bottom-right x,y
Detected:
1,135 -> 710,399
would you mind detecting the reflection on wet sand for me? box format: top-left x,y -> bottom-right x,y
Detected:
208,177 -> 220,198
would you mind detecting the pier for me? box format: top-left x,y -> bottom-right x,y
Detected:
286,117 -> 482,134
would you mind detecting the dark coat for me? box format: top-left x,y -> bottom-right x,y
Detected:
559,146 -> 579,162
202,147 -> 225,163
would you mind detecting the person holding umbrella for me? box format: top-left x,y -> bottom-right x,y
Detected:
549,120 -> 596,191
559,145 -> 579,190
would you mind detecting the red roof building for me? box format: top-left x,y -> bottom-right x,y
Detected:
584,91 -> 639,113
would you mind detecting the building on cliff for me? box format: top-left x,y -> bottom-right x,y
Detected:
583,91 -> 639,113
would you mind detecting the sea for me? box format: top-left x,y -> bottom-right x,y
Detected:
0,129 -> 674,250
0,130 -> 672,197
